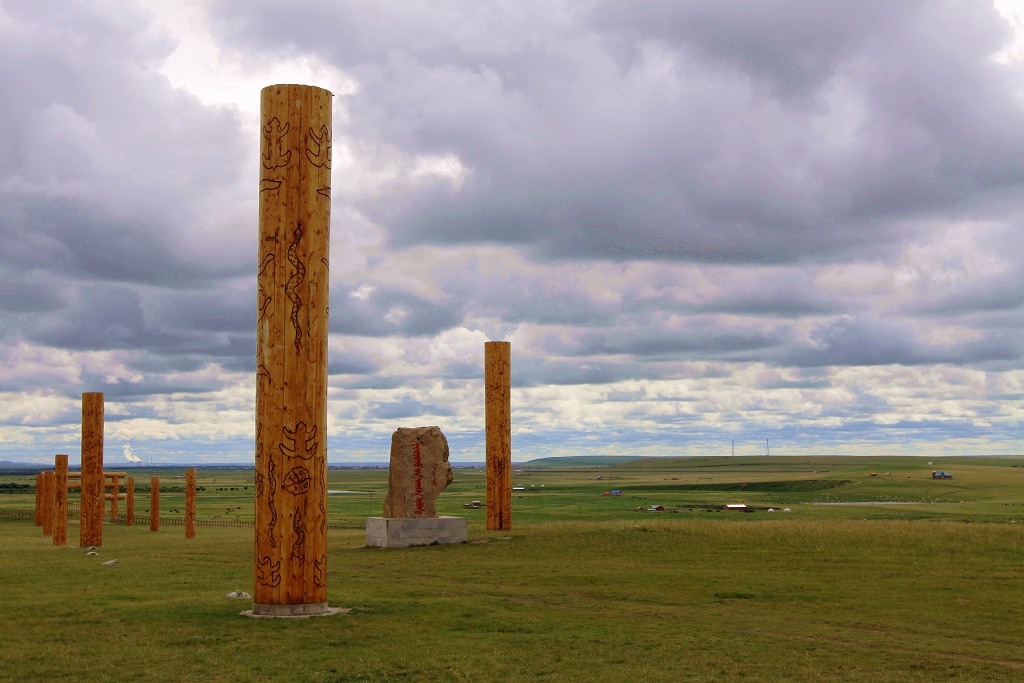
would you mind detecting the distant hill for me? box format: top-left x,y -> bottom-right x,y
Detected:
520,455 -> 649,469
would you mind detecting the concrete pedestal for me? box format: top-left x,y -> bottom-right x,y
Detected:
366,516 -> 468,548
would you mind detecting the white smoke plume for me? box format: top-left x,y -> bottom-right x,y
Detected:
123,442 -> 142,463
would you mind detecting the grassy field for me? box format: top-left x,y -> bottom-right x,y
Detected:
1,455 -> 1022,681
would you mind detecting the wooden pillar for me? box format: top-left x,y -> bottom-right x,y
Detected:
79,392 -> 104,547
185,468 -> 197,540
254,84 -> 333,616
34,472 -> 44,526
126,476 -> 135,526
150,477 -> 160,532
485,341 -> 512,530
52,455 -> 68,546
108,474 -> 120,521
41,471 -> 55,537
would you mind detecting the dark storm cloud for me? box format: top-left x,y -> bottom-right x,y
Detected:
784,315 -> 1022,368
330,286 -> 462,337
366,395 -> 456,420
0,1 -> 250,289
212,0 -> 1024,265
514,356 -> 668,387
563,325 -> 781,359
327,351 -> 380,376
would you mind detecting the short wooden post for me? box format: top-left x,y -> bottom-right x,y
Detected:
150,477 -> 160,532
254,84 -> 333,616
41,471 -> 55,537
185,468 -> 197,540
108,474 -> 120,521
52,455 -> 68,546
485,341 -> 512,530
125,476 -> 135,526
34,473 -> 44,527
79,392 -> 104,547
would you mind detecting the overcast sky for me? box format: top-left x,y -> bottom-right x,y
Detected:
2,0 -> 1023,466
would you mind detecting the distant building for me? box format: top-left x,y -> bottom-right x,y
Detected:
932,471 -> 953,479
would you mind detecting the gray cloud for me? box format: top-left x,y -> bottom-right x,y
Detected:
2,1 -> 1023,463
212,0 -> 1024,265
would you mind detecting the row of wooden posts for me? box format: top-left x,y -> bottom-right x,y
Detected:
34,454 -> 198,546
30,85 -> 513,617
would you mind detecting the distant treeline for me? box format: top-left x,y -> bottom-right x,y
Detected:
0,482 -> 33,494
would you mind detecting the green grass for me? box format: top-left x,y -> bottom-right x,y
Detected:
1,456 -> 1023,681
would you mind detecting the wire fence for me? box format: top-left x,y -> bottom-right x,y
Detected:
0,508 -> 364,530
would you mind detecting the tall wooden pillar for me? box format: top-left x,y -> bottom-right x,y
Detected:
185,468 -> 197,540
79,392 -> 104,547
126,476 -> 135,526
485,341 -> 512,530
34,473 -> 44,527
53,455 -> 68,546
41,471 -> 54,537
150,477 -> 160,532
254,84 -> 333,616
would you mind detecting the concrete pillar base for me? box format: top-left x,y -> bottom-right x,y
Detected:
365,516 -> 468,548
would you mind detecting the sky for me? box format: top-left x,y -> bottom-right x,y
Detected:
1,0 -> 1023,466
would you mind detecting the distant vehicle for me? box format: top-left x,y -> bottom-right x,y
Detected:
932,471 -> 953,479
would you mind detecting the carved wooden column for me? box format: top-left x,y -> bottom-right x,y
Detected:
53,455 -> 68,546
79,392 -> 104,547
185,468 -> 197,540
34,473 -> 44,527
41,471 -> 54,537
254,84 -> 333,616
107,474 -> 121,521
126,476 -> 135,526
485,341 -> 512,530
150,477 -> 160,532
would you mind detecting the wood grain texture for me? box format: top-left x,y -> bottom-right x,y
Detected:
79,392 -> 104,547
126,476 -> 135,527
255,84 -> 333,611
485,341 -> 512,530
34,473 -> 43,527
185,468 -> 197,540
41,471 -> 54,537
150,476 -> 160,532
52,455 -> 68,546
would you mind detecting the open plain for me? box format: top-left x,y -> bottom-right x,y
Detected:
1,455 -> 1022,681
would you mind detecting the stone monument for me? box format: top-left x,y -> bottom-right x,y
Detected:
367,426 -> 467,548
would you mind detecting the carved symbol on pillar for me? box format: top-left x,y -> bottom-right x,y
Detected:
280,422 -> 318,461
282,466 -> 311,495
262,117 -> 291,169
284,221 -> 306,352
267,457 -> 277,548
313,555 -> 326,588
307,124 -> 332,199
319,478 -> 326,537
291,510 -> 306,562
257,556 -> 282,588
255,441 -> 265,499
